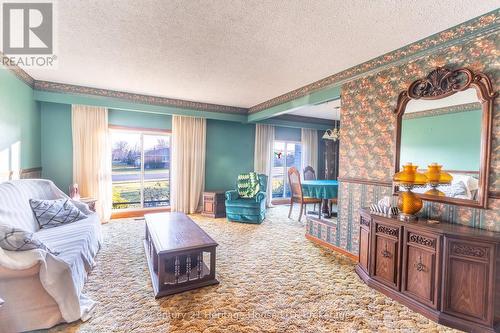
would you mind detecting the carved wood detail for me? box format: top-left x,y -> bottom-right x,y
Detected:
408,233 -> 435,249
451,243 -> 488,259
360,216 -> 370,227
376,224 -> 398,237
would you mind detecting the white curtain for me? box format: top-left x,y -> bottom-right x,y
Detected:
301,128 -> 318,176
254,124 -> 275,207
171,115 -> 206,214
71,105 -> 112,222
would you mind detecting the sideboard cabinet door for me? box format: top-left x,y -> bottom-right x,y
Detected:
372,221 -> 401,290
402,229 -> 440,309
358,214 -> 371,275
442,237 -> 495,326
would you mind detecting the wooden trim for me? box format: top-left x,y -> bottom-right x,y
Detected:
20,167 -> 42,174
338,177 -> 392,187
111,207 -> 170,219
394,67 -> 497,210
109,125 -> 171,134
305,233 -> 358,262
19,167 -> 42,179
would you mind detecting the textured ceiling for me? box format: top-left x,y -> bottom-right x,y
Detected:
25,0 -> 499,108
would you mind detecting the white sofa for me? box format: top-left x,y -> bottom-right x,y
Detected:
0,179 -> 102,332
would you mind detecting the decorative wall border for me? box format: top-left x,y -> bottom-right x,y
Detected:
249,10 -> 500,113
1,51 -> 35,87
402,102 -> 482,119
34,81 -> 248,114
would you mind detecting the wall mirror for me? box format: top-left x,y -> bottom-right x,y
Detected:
394,67 -> 497,208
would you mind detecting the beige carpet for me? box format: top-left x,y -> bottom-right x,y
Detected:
49,206 -> 458,333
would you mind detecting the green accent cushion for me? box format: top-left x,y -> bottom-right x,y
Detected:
237,172 -> 260,198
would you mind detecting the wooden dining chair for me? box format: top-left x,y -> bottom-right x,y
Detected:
303,165 -> 318,210
303,166 -> 316,180
288,167 -> 322,222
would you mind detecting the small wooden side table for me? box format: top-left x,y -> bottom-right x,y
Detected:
201,191 -> 226,218
80,197 -> 97,212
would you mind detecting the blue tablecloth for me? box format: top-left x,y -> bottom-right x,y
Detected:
301,180 -> 339,199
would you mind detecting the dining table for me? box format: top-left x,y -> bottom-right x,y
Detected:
301,180 -> 339,219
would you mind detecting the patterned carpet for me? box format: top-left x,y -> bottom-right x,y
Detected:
48,206 -> 458,333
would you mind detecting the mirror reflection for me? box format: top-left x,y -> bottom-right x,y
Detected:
399,89 -> 482,201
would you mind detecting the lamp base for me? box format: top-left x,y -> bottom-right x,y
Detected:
398,213 -> 418,222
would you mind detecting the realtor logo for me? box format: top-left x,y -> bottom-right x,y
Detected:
2,2 -> 53,54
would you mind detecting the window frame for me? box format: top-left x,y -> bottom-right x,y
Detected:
109,125 -> 172,212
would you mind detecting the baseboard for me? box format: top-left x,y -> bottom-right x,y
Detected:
305,234 -> 358,262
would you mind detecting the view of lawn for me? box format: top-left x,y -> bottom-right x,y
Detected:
112,179 -> 170,209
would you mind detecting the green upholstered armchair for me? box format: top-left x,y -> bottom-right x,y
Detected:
225,174 -> 268,224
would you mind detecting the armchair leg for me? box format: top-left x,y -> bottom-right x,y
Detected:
288,200 -> 293,218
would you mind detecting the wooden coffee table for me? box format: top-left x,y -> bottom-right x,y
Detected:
144,212 -> 219,298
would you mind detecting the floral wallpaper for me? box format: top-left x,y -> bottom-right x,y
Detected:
308,26 -> 500,255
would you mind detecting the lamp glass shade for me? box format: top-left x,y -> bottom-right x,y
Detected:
424,163 -> 453,185
393,163 -> 428,186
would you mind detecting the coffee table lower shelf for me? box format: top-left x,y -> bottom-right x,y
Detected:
143,240 -> 219,298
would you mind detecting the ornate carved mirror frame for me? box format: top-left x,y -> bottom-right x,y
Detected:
394,67 -> 497,209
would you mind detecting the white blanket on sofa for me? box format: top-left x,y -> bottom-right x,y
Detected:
0,179 -> 102,323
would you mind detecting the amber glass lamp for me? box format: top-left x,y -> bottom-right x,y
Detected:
393,163 -> 428,221
424,163 -> 453,196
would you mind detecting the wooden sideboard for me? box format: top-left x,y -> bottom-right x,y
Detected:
356,208 -> 500,333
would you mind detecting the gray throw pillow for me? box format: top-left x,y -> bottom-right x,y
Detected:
0,225 -> 57,254
29,198 -> 87,229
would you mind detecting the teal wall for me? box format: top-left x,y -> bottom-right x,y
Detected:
0,68 -> 40,169
401,110 -> 482,170
109,109 -> 172,129
205,119 -> 255,191
40,102 -> 72,190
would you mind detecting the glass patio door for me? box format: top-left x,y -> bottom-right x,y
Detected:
271,140 -> 302,199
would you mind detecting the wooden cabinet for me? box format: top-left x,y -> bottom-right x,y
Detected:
201,191 -> 226,218
402,228 -> 440,309
358,213 -> 371,275
355,209 -> 500,333
442,238 -> 495,326
372,221 -> 401,290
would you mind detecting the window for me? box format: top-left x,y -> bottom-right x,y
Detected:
271,140 -> 302,198
110,128 -> 170,210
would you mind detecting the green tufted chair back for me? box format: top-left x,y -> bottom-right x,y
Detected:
257,174 -> 268,193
